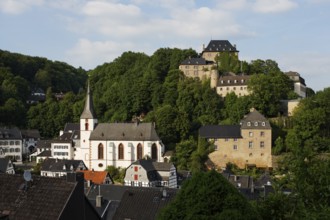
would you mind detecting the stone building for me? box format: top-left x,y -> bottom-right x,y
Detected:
200,108 -> 272,169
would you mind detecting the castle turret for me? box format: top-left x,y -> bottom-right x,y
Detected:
210,69 -> 219,89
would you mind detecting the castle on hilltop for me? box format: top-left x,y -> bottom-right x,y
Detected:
179,40 -> 306,99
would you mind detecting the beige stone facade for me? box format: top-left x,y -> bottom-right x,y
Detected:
216,75 -> 250,97
200,109 -> 272,169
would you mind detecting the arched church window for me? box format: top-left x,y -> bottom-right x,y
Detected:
137,144 -> 143,160
118,144 -> 124,160
151,144 -> 158,161
98,143 -> 104,159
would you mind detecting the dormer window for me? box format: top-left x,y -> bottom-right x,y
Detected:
63,165 -> 66,170
262,122 -> 266,126
254,122 -> 258,126
234,80 -> 237,83
241,79 -> 244,83
227,80 -> 231,83
247,122 -> 251,126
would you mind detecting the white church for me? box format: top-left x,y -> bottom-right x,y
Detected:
36,82 -> 165,171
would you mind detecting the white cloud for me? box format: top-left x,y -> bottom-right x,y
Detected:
66,38 -> 142,69
216,0 -> 248,10
277,52 -> 330,91
253,0 -> 297,13
0,0 -> 43,14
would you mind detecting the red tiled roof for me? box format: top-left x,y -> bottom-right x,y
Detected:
78,170 -> 108,184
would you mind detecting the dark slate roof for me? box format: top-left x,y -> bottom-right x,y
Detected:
90,122 -> 160,141
37,150 -> 51,157
180,57 -> 213,65
240,108 -> 271,129
285,71 -> 306,85
87,185 -> 134,201
0,158 -> 9,173
63,123 -> 80,133
21,129 -> 41,139
55,133 -> 74,142
40,158 -> 85,172
199,125 -> 241,138
203,40 -> 239,53
221,173 -> 253,189
0,127 -> 22,140
0,173 -> 76,220
254,173 -> 272,188
218,75 -> 250,86
80,82 -> 97,119
132,160 -> 173,172
36,140 -> 52,149
112,187 -> 178,220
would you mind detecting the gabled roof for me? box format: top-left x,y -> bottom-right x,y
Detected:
41,158 -> 86,172
36,140 -> 52,149
218,75 -> 250,86
240,108 -> 271,129
37,150 -> 51,157
0,158 -> 10,173
113,187 -> 178,220
78,170 -> 111,185
0,127 -> 22,140
132,160 -> 173,172
221,173 -> 253,189
0,173 -> 101,220
199,125 -> 241,138
21,129 -> 41,139
0,173 -> 76,219
180,57 -> 213,65
90,122 -> 160,141
203,40 -> 239,53
63,123 -> 80,133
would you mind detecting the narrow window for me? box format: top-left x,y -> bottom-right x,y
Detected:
151,144 -> 158,160
260,131 -> 265,137
248,141 -> 253,149
260,141 -> 265,148
98,144 -> 104,159
118,144 -> 124,160
137,144 -> 143,160
249,132 -> 253,137
233,145 -> 238,150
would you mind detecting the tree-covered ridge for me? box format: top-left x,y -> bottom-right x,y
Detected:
0,49 -> 87,128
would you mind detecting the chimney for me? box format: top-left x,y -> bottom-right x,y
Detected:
96,185 -> 103,207
162,188 -> 167,198
202,44 -> 205,51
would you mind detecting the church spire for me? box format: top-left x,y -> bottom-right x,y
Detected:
80,81 -> 96,119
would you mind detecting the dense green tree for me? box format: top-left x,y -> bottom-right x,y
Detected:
221,92 -> 251,124
158,170 -> 260,220
248,71 -> 293,116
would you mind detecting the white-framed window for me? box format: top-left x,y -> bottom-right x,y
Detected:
247,122 -> 251,126
262,122 -> 266,126
249,132 -> 253,137
254,122 -> 258,126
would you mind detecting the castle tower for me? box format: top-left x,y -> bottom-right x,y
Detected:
78,81 -> 98,168
210,69 -> 219,89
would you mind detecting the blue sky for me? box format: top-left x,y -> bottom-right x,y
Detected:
0,0 -> 329,91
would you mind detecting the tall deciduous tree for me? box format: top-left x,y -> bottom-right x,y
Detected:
157,170 -> 261,220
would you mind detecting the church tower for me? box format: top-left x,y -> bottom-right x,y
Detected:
78,81 -> 98,167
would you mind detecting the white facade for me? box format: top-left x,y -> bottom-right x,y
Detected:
89,140 -> 164,171
51,142 -> 73,160
0,140 -> 22,164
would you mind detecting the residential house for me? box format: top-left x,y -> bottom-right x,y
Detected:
112,187 -> 177,220
124,159 -> 177,188
285,71 -> 307,98
0,127 -> 23,164
40,158 -> 87,178
0,158 -> 15,174
21,129 -> 41,154
26,88 -> 46,104
78,170 -> 113,185
34,140 -> 52,163
200,108 -> 272,169
75,83 -> 165,171
0,172 -> 101,219
86,184 -> 178,220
